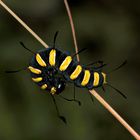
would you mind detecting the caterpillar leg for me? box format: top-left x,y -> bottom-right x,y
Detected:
50,94 -> 67,124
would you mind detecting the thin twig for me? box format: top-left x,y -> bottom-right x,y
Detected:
64,0 -> 140,140
64,0 -> 79,62
89,90 -> 140,140
0,0 -> 48,49
0,0 -> 140,139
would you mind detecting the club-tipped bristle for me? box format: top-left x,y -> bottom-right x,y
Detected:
78,101 -> 81,106
19,41 -> 34,54
5,70 -> 23,73
108,60 -> 127,74
114,87 -> 127,99
72,47 -> 87,58
107,83 -> 127,99
53,31 -> 59,48
74,99 -> 82,106
5,70 -> 18,73
59,116 -> 67,124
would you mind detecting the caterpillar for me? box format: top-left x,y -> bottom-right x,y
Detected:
28,45 -> 107,95
5,37 -> 127,124
18,31 -> 126,100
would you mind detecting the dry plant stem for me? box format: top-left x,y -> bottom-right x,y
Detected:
0,0 -> 49,49
0,0 -> 140,139
64,0 -> 140,139
89,90 -> 140,140
64,0 -> 80,62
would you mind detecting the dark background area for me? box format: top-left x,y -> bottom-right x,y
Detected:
0,0 -> 140,140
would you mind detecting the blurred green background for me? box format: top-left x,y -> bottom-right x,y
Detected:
0,0 -> 140,140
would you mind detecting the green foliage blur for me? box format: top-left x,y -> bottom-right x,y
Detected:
0,0 -> 140,140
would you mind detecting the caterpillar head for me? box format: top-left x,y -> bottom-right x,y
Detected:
50,78 -> 66,95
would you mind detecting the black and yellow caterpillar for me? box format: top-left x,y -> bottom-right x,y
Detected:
28,47 -> 107,95
5,41 -> 126,124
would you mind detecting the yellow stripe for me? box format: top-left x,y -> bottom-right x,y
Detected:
59,56 -> 72,71
28,66 -> 42,74
102,72 -> 107,84
70,65 -> 82,80
32,77 -> 42,82
51,87 -> 57,95
36,53 -> 46,67
81,70 -> 91,86
93,72 -> 99,86
41,84 -> 48,89
49,49 -> 56,66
